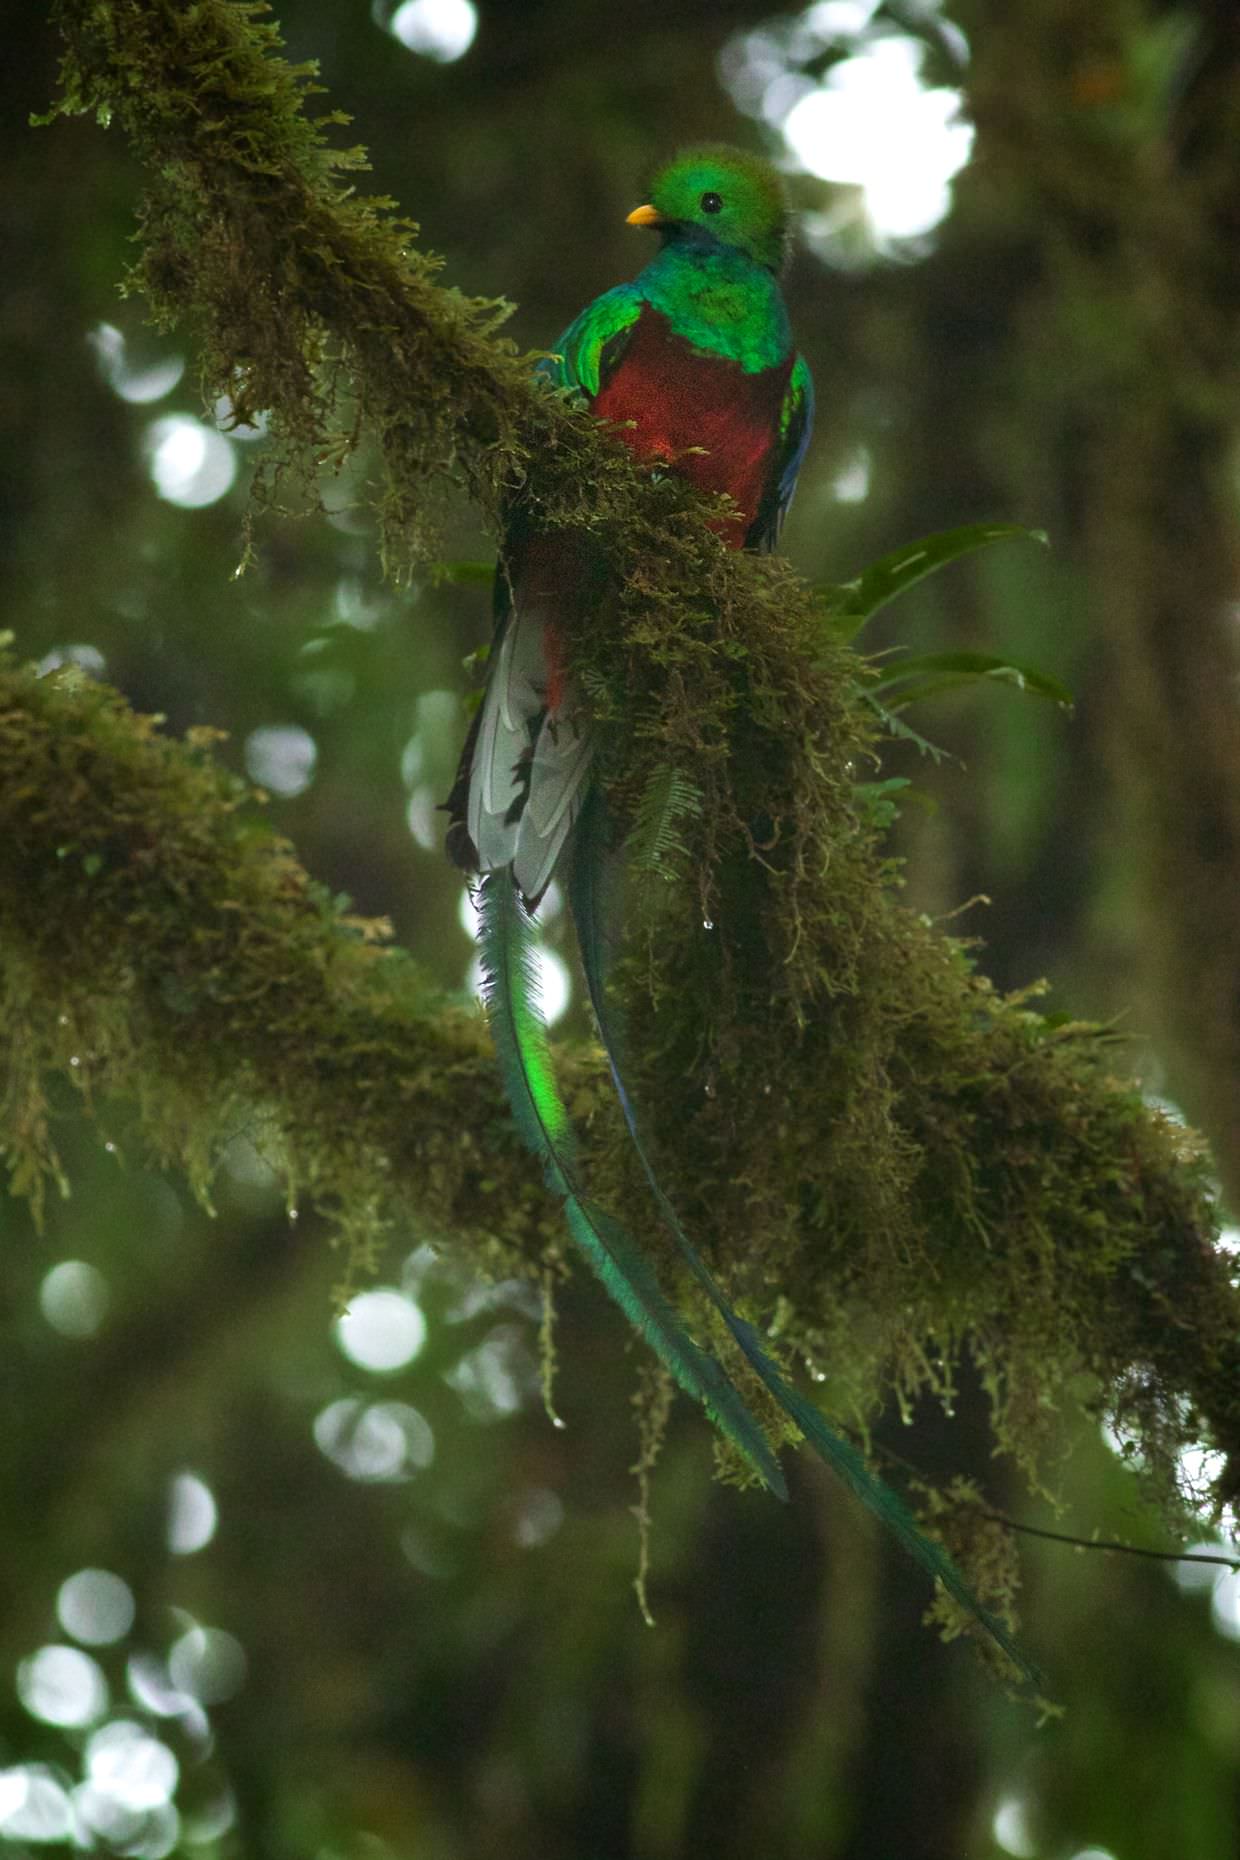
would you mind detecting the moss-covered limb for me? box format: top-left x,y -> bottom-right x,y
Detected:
1,649 -> 1233,1498
44,0 -> 705,566
42,0 -> 870,1010
889,923 -> 1239,1498
27,0 -> 1235,1527
39,0 -> 875,1185
0,649 -> 568,1277
621,877 -> 1236,1497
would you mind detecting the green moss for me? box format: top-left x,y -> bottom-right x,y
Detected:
20,0 -> 1237,1609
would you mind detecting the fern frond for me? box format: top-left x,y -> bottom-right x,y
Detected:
624,766 -> 704,881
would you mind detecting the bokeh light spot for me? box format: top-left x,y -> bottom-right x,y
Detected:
400,732 -> 425,788
18,1645 -> 108,1728
244,724 -> 318,798
39,1260 -> 109,1338
0,1766 -> 74,1843
406,785 -> 440,850
1099,1416 -> 1143,1467
336,1290 -> 427,1372
806,0 -> 882,34
458,886 -> 480,939
57,1569 -> 135,1647
722,13 -> 973,252
513,1487 -> 565,1549
212,394 -> 269,441
1210,1567 -> 1240,1641
181,1784 -> 236,1845
1179,1441 -> 1226,1497
401,1524 -> 456,1580
387,0 -> 477,62
220,1134 -> 281,1193
85,1721 -> 178,1812
36,643 -> 107,681
371,1401 -> 435,1471
458,880 -> 561,938
168,1627 -> 247,1705
126,1653 -> 195,1724
75,1786 -> 181,1859
334,574 -> 386,628
993,1796 -> 1036,1859
443,1275 -> 540,1325
446,1323 -> 536,1421
314,1398 -> 435,1481
831,446 -> 872,503
538,880 -> 564,923
90,322 -> 185,404
167,1473 -> 219,1555
538,945 -> 571,1023
1172,1540 -> 1229,1595
781,38 -> 973,240
144,415 -> 237,508
468,942 -> 571,1025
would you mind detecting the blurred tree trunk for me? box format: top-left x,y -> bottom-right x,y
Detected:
947,0 -> 1240,1202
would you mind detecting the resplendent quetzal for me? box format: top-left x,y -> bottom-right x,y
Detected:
445,147 -> 1037,1684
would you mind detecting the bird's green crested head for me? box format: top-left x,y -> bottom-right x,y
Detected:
627,145 -> 791,273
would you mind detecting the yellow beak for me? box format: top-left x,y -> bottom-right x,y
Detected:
625,203 -> 665,228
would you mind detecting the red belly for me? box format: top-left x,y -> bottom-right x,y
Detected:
592,306 -> 791,549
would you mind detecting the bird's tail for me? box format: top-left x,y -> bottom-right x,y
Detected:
566,796 -> 1042,1690
475,868 -> 788,1500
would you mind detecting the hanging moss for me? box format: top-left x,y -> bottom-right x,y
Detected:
16,0 -> 1237,1592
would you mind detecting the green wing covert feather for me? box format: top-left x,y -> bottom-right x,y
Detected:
541,284 -> 644,397
748,351 -> 814,551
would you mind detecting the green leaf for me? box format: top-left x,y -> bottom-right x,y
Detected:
860,692 -> 954,763
853,777 -> 911,829
871,650 -> 1073,712
817,523 -> 1050,638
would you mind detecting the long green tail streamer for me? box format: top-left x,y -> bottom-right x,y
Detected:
566,797 -> 1042,1691
476,869 -> 788,1500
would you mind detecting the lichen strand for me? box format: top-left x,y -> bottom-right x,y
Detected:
31,0 -> 1236,1546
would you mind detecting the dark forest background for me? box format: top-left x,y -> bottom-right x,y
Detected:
4,2 -> 1240,1855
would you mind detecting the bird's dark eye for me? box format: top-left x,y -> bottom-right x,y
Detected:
700,191 -> 723,214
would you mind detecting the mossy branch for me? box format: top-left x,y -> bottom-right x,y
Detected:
0,647 -> 579,1265
17,0 -> 1238,1529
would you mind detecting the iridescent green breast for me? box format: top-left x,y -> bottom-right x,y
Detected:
637,244 -> 792,374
